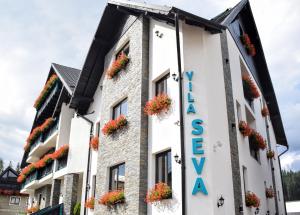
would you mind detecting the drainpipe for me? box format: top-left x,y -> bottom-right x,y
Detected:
278,145 -> 289,215
76,112 -> 94,215
174,12 -> 186,215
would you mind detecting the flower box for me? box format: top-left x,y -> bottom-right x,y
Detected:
52,144 -> 69,160
99,190 -> 125,207
102,115 -> 127,135
239,121 -> 252,137
85,197 -> 95,209
265,187 -> 275,198
245,191 -> 260,208
27,206 -> 39,214
34,74 -> 59,110
106,53 -> 129,79
144,94 -> 172,116
242,74 -> 260,101
249,131 -> 267,151
90,136 -> 99,151
240,33 -> 256,57
261,106 -> 269,117
145,182 -> 172,204
266,150 -> 275,159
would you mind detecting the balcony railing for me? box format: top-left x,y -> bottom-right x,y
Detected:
56,155 -> 68,171
22,171 -> 38,189
29,135 -> 43,153
36,82 -> 62,119
32,203 -> 63,215
38,162 -> 54,180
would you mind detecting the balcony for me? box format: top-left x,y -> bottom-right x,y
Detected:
54,154 -> 68,179
27,119 -> 59,163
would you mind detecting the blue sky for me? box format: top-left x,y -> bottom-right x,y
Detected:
0,0 -> 299,171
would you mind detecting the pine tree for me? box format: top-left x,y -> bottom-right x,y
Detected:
15,162 -> 21,173
0,158 -> 3,173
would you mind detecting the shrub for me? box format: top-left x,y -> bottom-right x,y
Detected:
245,191 -> 260,208
73,203 -> 81,215
99,190 -> 125,207
144,94 -> 172,116
145,182 -> 172,204
106,53 -> 129,79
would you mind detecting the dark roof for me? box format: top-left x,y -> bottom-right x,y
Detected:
0,167 -> 20,191
70,0 -> 225,113
52,63 -> 81,94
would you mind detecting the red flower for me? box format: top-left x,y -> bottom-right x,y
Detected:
246,44 -> 256,56
261,106 -> 269,117
106,53 -> 129,79
144,94 -> 172,116
90,136 -> 99,150
34,74 -> 59,109
241,33 -> 256,57
241,33 -> 251,46
24,127 -> 42,151
265,187 -> 275,198
102,115 -> 128,135
52,144 -> 69,160
245,191 -> 260,208
242,73 -> 260,99
239,121 -> 252,137
145,183 -> 172,204
40,117 -> 55,132
85,197 -> 95,209
99,190 -> 125,206
249,131 -> 267,150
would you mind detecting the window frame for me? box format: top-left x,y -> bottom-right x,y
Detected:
155,73 -> 170,96
112,98 -> 128,120
109,162 -> 125,191
155,150 -> 172,188
115,42 -> 130,59
9,196 -> 21,206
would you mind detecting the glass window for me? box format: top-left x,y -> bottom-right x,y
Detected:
109,163 -> 125,191
92,175 -> 96,198
95,122 -> 100,137
112,99 -> 127,119
9,196 -> 21,205
116,42 -> 130,59
156,150 -> 172,188
156,74 -> 170,96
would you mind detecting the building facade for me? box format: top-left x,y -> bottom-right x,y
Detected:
0,167 -> 28,215
20,0 -> 288,215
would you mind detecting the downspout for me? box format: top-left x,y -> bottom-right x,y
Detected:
278,145 -> 289,215
174,12 -> 186,215
76,113 -> 94,215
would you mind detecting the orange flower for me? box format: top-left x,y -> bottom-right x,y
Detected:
249,131 -> 267,150
265,187 -> 275,198
242,73 -> 260,99
99,190 -> 125,206
144,94 -> 172,116
85,197 -> 95,209
241,33 -> 251,46
245,191 -> 260,208
145,183 -> 172,203
34,74 -> 59,109
52,144 -> 69,160
106,53 -> 130,79
102,115 -> 128,135
238,121 -> 252,137
90,136 -> 99,150
40,117 -> 54,132
261,106 -> 269,117
27,206 -> 39,213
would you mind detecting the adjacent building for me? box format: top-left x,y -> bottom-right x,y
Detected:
19,0 -> 289,215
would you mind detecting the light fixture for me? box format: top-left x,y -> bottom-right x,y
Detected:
217,196 -> 225,207
174,154 -> 181,164
255,207 -> 260,214
266,210 -> 270,215
172,73 -> 178,82
155,30 -> 163,38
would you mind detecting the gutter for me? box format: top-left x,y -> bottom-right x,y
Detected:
174,12 -> 186,215
76,113 -> 94,215
278,145 -> 289,215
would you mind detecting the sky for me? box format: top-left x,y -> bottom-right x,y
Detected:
0,0 -> 299,171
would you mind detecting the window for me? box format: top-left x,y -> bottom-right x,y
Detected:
242,166 -> 248,193
155,73 -> 170,96
9,196 -> 21,205
92,175 -> 96,197
116,42 -> 129,59
95,122 -> 100,137
236,101 -> 242,122
112,99 -> 128,120
38,194 -> 42,206
156,150 -> 172,188
109,163 -> 125,191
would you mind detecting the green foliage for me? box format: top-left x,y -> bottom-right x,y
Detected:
73,202 -> 81,215
282,170 -> 300,201
0,158 -> 3,173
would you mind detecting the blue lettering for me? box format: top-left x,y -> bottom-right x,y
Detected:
192,138 -> 204,154
192,178 -> 208,195
188,93 -> 194,103
192,119 -> 203,135
189,82 -> 192,92
192,157 -> 205,175
186,71 -> 194,81
187,103 -> 196,114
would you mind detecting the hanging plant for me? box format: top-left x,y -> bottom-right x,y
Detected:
261,106 -> 269,117
90,136 -> 99,151
34,74 -> 59,110
24,127 -> 42,152
265,187 -> 275,199
85,197 -> 95,209
27,206 -> 39,214
238,121 -> 252,137
249,131 -> 267,151
99,190 -> 125,207
145,182 -> 172,204
40,117 -> 55,132
102,115 -> 128,136
240,33 -> 256,57
144,94 -> 172,116
245,191 -> 260,208
52,144 -> 69,160
106,53 -> 130,79
242,73 -> 260,100
266,150 -> 275,159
